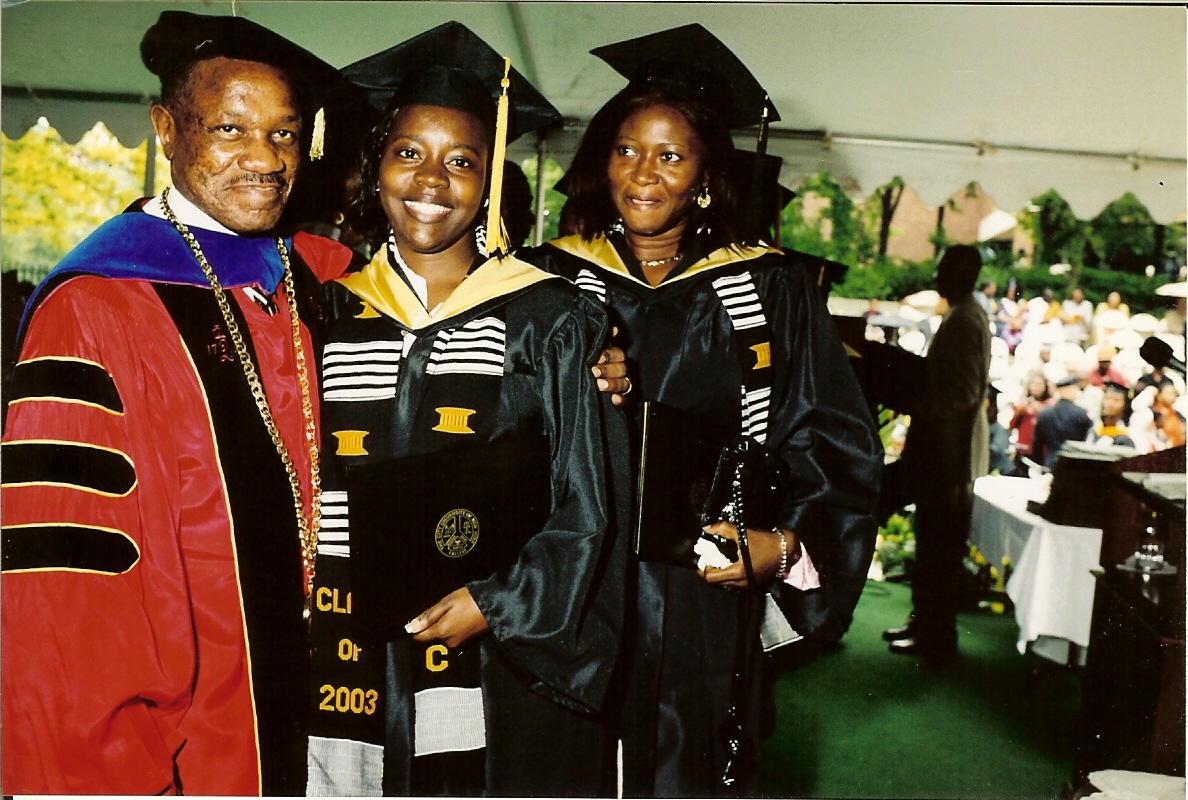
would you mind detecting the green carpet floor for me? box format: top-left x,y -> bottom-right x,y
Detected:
757,581 -> 1077,799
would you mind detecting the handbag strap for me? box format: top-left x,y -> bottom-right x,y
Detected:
728,442 -> 756,588
721,443 -> 756,790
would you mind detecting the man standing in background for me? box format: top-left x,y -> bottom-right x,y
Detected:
882,245 -> 992,662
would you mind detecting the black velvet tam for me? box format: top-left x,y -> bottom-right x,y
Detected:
140,10 -> 343,107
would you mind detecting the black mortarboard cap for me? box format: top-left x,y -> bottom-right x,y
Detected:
590,23 -> 779,129
1103,380 -> 1131,396
729,150 -> 794,241
342,21 -> 562,143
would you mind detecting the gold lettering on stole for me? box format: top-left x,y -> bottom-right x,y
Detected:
334,430 -> 369,456
432,407 -> 477,434
356,301 -> 381,319
751,342 -> 772,370
426,644 -> 449,672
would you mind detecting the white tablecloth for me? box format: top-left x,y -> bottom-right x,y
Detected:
970,475 -> 1104,665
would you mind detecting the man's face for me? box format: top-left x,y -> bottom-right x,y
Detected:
152,58 -> 302,233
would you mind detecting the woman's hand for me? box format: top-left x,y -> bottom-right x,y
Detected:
592,327 -> 633,405
697,521 -> 793,591
405,587 -> 491,649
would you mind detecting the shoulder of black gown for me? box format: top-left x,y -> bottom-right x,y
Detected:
528,234 -> 781,290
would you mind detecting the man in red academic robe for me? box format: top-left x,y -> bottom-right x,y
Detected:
0,13 -> 351,794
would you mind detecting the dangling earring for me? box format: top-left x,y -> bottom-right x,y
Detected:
474,198 -> 491,253
696,187 -> 712,209
610,218 -> 625,235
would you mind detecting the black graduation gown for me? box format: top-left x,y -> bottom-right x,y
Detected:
306,246 -> 628,797
523,233 -> 882,797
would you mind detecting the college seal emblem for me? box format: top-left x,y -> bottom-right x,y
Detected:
435,509 -> 480,557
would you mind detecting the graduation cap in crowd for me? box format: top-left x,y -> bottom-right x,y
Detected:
1102,380 -> 1132,398
140,11 -> 348,160
343,22 -> 563,256
590,23 -> 779,130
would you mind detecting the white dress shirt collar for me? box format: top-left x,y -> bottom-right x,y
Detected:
142,188 -> 238,236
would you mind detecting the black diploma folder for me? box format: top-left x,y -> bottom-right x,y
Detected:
635,402 -> 790,569
635,401 -> 735,568
347,436 -> 552,640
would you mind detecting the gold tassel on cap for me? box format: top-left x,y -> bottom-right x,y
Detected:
483,58 -> 512,259
310,107 -> 326,161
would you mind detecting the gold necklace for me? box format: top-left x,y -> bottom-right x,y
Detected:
160,187 -> 322,618
639,254 -> 682,268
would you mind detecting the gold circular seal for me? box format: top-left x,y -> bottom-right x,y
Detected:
435,508 -> 480,558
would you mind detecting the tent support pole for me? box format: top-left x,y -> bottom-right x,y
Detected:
533,134 -> 548,247
144,131 -> 157,199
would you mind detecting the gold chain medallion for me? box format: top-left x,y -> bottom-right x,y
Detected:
160,188 -> 322,614
434,509 -> 480,558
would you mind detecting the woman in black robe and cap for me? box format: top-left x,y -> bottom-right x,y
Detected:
304,22 -> 627,797
524,24 -> 882,797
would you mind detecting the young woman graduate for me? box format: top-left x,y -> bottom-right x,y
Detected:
523,24 -> 883,797
304,22 -> 627,797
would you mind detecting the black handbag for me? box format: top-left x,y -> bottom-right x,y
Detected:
700,435 -> 790,584
634,401 -> 789,571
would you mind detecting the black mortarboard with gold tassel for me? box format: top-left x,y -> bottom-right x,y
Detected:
343,22 -> 562,258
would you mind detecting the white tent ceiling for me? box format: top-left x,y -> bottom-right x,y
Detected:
3,1 -> 1185,221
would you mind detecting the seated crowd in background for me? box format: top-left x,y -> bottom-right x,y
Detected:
866,283 -> 1187,477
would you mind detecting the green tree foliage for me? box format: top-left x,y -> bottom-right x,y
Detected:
780,171 -> 874,267
1018,189 -> 1085,268
2,121 -> 163,283
1088,193 -> 1159,274
519,155 -> 567,245
833,258 -> 936,301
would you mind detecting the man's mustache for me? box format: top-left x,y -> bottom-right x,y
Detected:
228,174 -> 288,189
